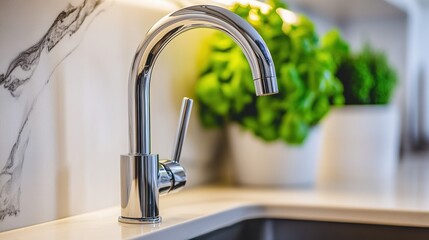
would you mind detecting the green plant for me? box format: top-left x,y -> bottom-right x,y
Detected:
336,45 -> 398,105
195,0 -> 348,145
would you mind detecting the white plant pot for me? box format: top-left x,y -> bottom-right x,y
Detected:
228,124 -> 323,187
319,105 -> 400,189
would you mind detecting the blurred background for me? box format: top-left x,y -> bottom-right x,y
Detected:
0,0 -> 428,232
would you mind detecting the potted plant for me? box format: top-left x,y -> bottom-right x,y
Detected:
195,0 -> 348,187
320,45 -> 400,189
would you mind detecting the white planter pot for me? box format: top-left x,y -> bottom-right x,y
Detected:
228,124 -> 323,187
319,105 -> 400,189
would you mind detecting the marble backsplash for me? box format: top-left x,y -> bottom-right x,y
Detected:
0,0 -> 220,231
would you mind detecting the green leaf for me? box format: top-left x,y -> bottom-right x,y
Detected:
279,113 -> 309,144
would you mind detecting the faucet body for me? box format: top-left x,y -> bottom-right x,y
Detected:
119,5 -> 278,224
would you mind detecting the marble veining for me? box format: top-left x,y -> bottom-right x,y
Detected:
0,0 -> 107,221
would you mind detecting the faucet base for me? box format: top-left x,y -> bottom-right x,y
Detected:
118,216 -> 161,224
120,154 -> 160,223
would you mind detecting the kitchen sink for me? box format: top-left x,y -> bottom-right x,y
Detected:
192,218 -> 429,240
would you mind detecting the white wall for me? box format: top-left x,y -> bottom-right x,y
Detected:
419,2 -> 429,144
288,4 -> 338,35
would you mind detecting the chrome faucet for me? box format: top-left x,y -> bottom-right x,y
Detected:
119,5 -> 278,224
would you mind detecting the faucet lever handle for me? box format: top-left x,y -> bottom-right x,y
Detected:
171,97 -> 193,163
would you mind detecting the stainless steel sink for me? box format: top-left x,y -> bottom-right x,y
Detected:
192,218 -> 429,240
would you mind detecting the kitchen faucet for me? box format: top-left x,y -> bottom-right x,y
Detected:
119,5 -> 278,224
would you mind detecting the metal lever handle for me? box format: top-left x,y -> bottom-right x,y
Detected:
171,97 -> 193,163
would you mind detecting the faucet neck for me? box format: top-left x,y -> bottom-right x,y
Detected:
127,5 -> 277,154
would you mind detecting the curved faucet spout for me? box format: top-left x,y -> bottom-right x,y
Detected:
128,5 -> 278,154
120,4 -> 279,224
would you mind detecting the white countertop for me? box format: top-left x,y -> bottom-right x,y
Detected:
2,153 -> 429,239
1,181 -> 429,240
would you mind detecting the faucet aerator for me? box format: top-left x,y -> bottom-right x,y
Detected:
254,76 -> 279,96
